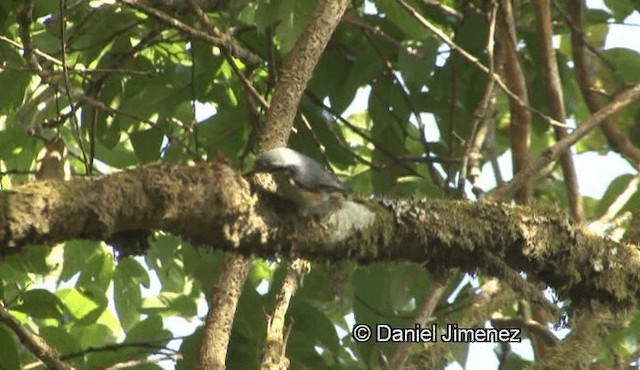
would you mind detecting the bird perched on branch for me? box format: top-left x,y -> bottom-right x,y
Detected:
250,147 -> 348,216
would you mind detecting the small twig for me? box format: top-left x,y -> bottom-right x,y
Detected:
102,354 -> 183,370
567,0 -> 640,167
59,337 -> 181,360
16,0 -> 34,59
342,11 -> 429,58
298,113 -> 332,169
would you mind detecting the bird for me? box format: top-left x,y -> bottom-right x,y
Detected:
250,147 -> 348,216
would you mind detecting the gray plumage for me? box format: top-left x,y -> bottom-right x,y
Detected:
253,147 -> 347,193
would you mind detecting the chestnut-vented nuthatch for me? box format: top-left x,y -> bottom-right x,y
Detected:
251,147 -> 348,216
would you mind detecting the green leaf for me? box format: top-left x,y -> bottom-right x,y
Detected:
605,0 -> 634,21
198,109 -> 247,158
146,235 -> 188,293
77,248 -> 115,294
387,175 -> 443,197
60,240 -> 103,282
3,245 -> 51,275
602,48 -> 640,83
0,127 -> 30,159
57,288 -> 100,320
375,0 -> 427,39
254,0 -> 294,33
74,324 -> 124,369
69,322 -> 118,348
177,328 -> 202,370
397,37 -> 438,93
94,140 -> 139,168
449,342 -> 469,369
0,47 -> 30,113
596,174 -> 635,217
12,289 -> 65,320
142,292 -> 198,317
129,128 -> 165,162
0,324 -> 21,370
352,263 -> 432,365
290,299 -> 341,354
114,258 -> 148,331
125,315 -> 170,342
39,326 -> 82,364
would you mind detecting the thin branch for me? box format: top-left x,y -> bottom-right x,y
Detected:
567,0 -> 640,167
59,0 -> 90,176
485,83 -> 640,201
342,11 -> 429,58
360,31 -> 442,186
197,254 -> 252,370
396,0 -> 566,129
257,0 -> 351,150
260,260 -> 308,369
388,272 -> 452,369
197,1 -> 351,369
118,0 -> 261,67
497,0 -> 531,204
102,354 -> 182,370
551,0 -> 615,70
533,0 -> 584,223
458,0 -> 498,196
16,0 -> 34,59
0,35 -> 64,65
407,280 -> 517,368
0,305 -> 74,370
304,91 -> 425,179
297,113 -> 333,169
59,338 -> 180,360
0,64 -> 154,76
591,176 -> 639,232
420,0 -> 463,21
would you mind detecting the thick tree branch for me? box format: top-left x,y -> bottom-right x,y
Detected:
0,160 -> 265,249
3,161 -> 640,313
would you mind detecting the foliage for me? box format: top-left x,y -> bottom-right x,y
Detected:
1,0 -> 640,369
